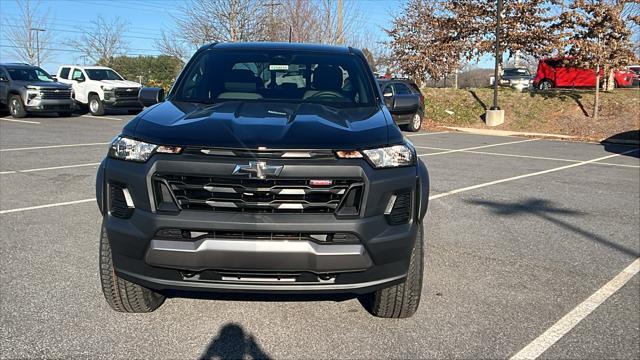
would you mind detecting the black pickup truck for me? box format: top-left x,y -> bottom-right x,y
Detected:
96,42 -> 430,318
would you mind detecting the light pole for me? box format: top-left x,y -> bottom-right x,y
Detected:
30,27 -> 45,66
486,0 -> 505,126
491,0 -> 502,110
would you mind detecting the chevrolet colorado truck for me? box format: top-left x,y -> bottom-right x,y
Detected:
56,65 -> 142,116
0,63 -> 73,118
96,43 -> 430,318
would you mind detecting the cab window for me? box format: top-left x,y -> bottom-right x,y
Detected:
72,69 -> 85,81
59,67 -> 71,79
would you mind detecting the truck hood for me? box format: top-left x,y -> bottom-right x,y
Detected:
14,80 -> 71,89
99,79 -> 141,88
129,100 -> 397,149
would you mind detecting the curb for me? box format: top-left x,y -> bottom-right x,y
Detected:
441,126 -> 577,140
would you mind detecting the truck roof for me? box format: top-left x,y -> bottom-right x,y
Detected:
58,65 -> 113,70
207,42 -> 352,54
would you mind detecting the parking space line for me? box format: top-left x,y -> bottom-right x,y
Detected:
0,162 -> 100,175
0,118 -> 41,124
81,115 -> 124,121
419,138 -> 538,156
415,146 -> 640,169
428,148 -> 638,201
0,142 -> 109,152
0,198 -> 94,214
510,258 -> 640,360
406,131 -> 449,137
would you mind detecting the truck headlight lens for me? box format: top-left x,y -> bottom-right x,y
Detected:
108,136 -> 181,162
26,89 -> 41,100
362,145 -> 414,168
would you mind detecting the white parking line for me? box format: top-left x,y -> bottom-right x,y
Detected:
0,198 -> 95,214
406,131 -> 449,137
419,138 -> 538,156
0,117 -> 41,124
510,258 -> 640,360
428,149 -> 638,201
0,162 -> 100,175
0,142 -> 109,152
81,114 -> 124,121
415,146 -> 640,169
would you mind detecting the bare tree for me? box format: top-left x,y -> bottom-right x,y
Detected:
156,31 -> 189,62
4,0 -> 55,65
70,16 -> 129,66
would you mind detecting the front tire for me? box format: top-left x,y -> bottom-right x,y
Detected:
89,95 -> 105,116
537,79 -> 553,91
8,95 -> 27,118
99,222 -> 165,313
363,223 -> 424,318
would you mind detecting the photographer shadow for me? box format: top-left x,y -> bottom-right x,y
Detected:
200,323 -> 271,360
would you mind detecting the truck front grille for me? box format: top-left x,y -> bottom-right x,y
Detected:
114,87 -> 140,98
153,174 -> 363,214
40,89 -> 72,99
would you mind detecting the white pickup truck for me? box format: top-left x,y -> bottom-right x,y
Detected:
56,65 -> 143,116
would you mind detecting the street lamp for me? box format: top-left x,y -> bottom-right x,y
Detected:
29,27 -> 45,67
486,0 -> 505,126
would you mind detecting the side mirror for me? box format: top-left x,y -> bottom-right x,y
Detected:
51,75 -> 57,81
75,77 -> 85,83
139,87 -> 164,107
383,91 -> 394,109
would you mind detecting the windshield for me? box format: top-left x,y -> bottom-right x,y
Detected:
85,69 -> 124,81
171,50 -> 376,107
503,68 -> 531,77
7,67 -> 54,82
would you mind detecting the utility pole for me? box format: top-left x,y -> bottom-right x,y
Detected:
30,27 -> 45,66
337,0 -> 344,44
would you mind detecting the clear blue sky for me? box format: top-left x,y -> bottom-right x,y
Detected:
0,0 -> 493,74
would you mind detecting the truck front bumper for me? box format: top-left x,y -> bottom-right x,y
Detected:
97,154 -> 429,295
25,98 -> 73,112
103,96 -> 142,110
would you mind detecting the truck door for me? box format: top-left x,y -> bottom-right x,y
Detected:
0,67 -> 8,106
391,83 -> 420,122
70,68 -> 88,104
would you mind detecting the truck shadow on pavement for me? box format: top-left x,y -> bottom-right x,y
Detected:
601,131 -> 640,157
466,198 -> 639,258
200,323 -> 272,360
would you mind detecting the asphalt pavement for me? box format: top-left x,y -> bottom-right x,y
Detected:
0,113 -> 638,359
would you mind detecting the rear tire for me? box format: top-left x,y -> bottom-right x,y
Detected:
89,95 -> 105,116
363,223 -> 424,318
99,222 -> 165,313
404,112 -> 423,132
8,95 -> 27,118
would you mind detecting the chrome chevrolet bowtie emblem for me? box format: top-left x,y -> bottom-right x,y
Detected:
232,161 -> 282,179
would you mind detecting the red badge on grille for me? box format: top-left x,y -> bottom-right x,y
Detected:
310,179 -> 333,187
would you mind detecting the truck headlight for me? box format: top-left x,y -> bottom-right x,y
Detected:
362,144 -> 414,168
26,89 -> 41,100
108,136 -> 182,162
